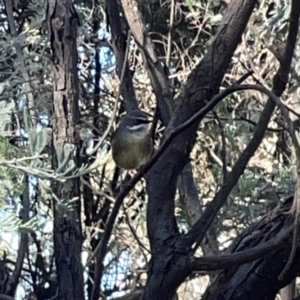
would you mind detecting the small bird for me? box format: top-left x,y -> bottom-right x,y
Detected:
111,110 -> 153,170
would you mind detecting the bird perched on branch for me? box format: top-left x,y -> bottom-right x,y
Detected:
111,110 -> 153,170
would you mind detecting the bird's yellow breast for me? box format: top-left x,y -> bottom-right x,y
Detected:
112,131 -> 153,169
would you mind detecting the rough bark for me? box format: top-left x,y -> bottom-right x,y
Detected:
184,0 -> 300,249
47,0 -> 84,299
194,1 -> 300,298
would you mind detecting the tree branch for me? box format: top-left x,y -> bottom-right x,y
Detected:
105,0 -> 138,112
192,225 -> 294,271
185,0 -> 300,249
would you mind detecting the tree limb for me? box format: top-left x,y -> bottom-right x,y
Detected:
105,0 -> 138,111
192,225 -> 294,271
184,0 -> 300,249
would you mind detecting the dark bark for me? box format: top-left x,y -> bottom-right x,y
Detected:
74,0 -> 300,299
93,0 -> 300,299
47,0 -> 84,299
202,198 -> 300,300
143,1 -> 258,299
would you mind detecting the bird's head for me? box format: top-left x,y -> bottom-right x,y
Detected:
120,110 -> 152,134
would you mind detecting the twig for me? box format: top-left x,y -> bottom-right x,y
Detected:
204,114 -> 283,132
242,35 -> 271,89
166,0 -> 175,68
81,178 -> 114,201
4,0 -> 31,295
122,203 -> 151,254
80,119 -> 103,136
120,0 -> 174,121
106,0 -> 138,111
212,111 -> 227,183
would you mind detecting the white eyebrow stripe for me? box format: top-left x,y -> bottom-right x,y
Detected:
127,124 -> 148,130
128,117 -> 150,122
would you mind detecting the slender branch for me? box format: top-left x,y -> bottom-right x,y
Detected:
85,79 -> 267,281
122,203 -> 151,254
204,114 -> 283,132
4,0 -> 30,296
184,85 -> 294,251
166,0 -> 175,68
212,111 -> 227,183
278,0 -> 300,276
87,82 -> 295,299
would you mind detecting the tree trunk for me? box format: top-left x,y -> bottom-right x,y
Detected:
47,0 -> 84,299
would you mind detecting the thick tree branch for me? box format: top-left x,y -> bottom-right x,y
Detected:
192,225 -> 294,271
85,69 -> 255,270
184,0 -> 300,249
120,0 -> 216,259
146,0 -> 258,255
